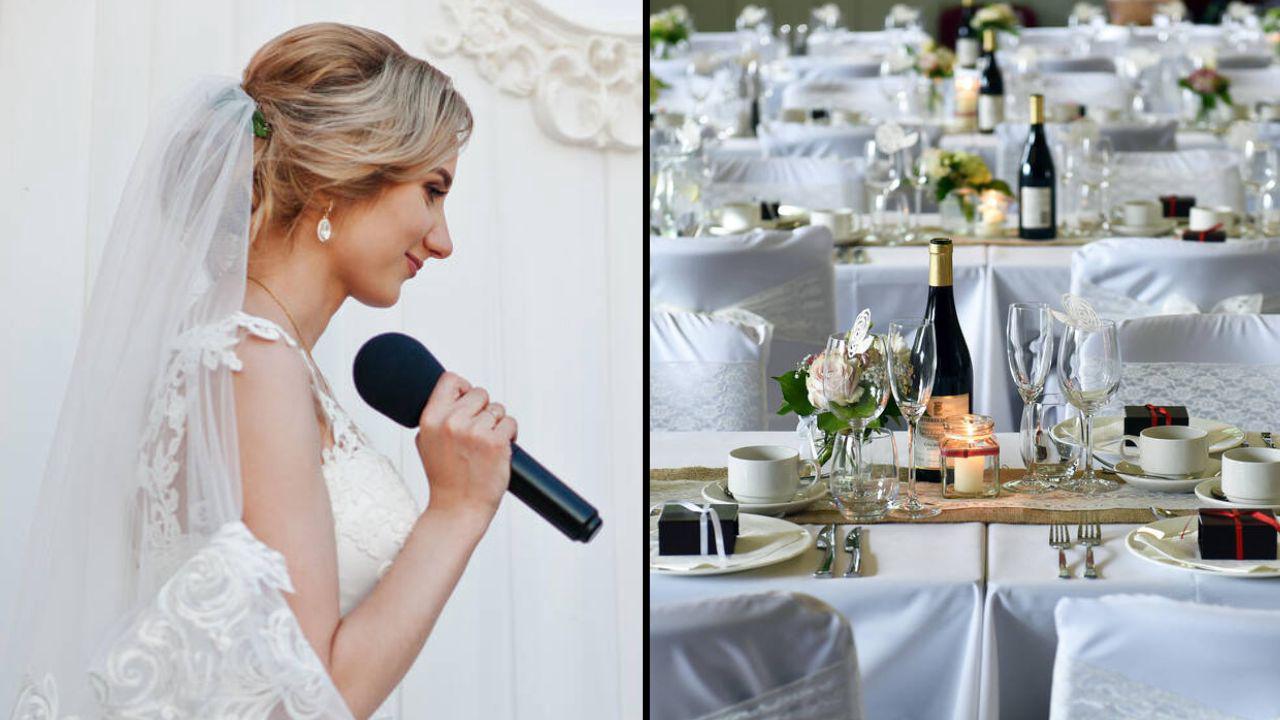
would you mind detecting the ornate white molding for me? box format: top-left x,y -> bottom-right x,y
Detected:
425,0 -> 640,152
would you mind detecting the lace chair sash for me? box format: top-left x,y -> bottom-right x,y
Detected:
1050,660 -> 1241,720
1118,362 -> 1280,431
655,267 -> 833,346
1076,279 -> 1267,321
696,657 -> 861,720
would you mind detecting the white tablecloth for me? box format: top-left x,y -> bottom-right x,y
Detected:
651,431 -> 1280,720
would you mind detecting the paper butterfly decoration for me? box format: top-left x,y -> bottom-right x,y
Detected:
846,308 -> 875,357
1051,293 -> 1103,330
874,121 -> 919,155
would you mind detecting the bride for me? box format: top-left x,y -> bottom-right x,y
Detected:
2,22 -> 513,719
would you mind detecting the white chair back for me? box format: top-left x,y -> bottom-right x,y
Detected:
1036,57 -> 1116,74
1070,238 -> 1280,320
1050,595 -> 1280,719
650,591 -> 863,720
1115,314 -> 1280,431
708,155 -> 863,211
651,226 -> 837,430
992,122 -> 1178,185
781,78 -> 903,120
1038,72 -> 1128,110
650,309 -> 772,431
757,121 -> 875,160
1107,149 -> 1245,211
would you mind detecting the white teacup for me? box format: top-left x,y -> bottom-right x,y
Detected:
719,202 -> 762,232
1120,199 -> 1162,227
810,207 -> 856,239
1188,205 -> 1236,234
781,107 -> 809,124
1221,447 -> 1280,503
727,445 -> 820,503
1119,425 -> 1209,477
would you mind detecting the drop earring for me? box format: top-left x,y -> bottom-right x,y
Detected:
317,200 -> 334,243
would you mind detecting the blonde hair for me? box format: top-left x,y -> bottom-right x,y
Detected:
242,22 -> 472,248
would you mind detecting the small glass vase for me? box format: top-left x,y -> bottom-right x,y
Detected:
939,193 -> 975,235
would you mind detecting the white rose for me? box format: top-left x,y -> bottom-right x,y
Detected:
923,148 -> 946,182
668,4 -> 690,24
806,351 -> 864,410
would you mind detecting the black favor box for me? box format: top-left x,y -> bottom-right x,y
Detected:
1182,229 -> 1226,242
1198,509 -> 1279,560
809,107 -> 830,123
658,502 -> 739,555
1159,195 -> 1195,218
1123,404 -> 1190,436
760,201 -> 781,221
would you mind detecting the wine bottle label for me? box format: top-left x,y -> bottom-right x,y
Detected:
1020,187 -> 1053,229
978,94 -> 1003,131
956,38 -> 979,67
926,393 -> 970,418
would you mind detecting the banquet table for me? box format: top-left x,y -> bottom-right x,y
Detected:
649,431 -> 1280,720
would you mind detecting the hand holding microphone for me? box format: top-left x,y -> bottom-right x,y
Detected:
354,333 -> 602,543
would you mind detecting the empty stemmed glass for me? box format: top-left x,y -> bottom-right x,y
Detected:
1005,302 -> 1055,492
1057,319 -> 1122,494
888,318 -> 939,518
864,139 -> 902,243
1239,139 -> 1277,238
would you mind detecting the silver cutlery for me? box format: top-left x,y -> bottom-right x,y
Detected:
813,523 -> 836,578
1150,506 -> 1182,520
1262,431 -> 1276,449
843,527 -> 862,577
1050,523 -> 1072,579
1077,521 -> 1102,579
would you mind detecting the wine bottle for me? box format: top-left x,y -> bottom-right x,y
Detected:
1018,93 -> 1056,240
956,0 -> 979,69
918,238 -> 974,482
977,29 -> 1004,134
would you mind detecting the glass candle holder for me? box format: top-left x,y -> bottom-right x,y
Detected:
942,414 -> 1001,498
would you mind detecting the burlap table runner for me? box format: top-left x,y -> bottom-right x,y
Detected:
649,466 -> 1198,525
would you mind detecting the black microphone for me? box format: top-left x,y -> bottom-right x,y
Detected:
353,332 -> 602,543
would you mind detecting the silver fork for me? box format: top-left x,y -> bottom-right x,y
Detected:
842,527 -> 862,577
1077,521 -> 1102,579
1050,523 -> 1072,579
813,523 -> 836,578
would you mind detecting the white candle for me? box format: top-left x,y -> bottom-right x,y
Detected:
954,455 -> 986,494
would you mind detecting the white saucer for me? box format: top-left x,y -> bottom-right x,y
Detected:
702,479 -> 829,515
1194,478 -> 1280,510
1110,219 -> 1176,236
1125,516 -> 1280,578
1053,416 -> 1244,464
1114,458 -> 1220,493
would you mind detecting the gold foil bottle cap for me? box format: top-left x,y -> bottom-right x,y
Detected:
962,0 -> 974,7
983,28 -> 996,52
1030,94 -> 1045,124
929,238 -> 953,286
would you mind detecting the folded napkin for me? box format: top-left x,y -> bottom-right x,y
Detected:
1133,522 -> 1280,574
649,517 -> 809,572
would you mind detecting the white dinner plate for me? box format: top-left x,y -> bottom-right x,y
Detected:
649,513 -> 813,576
1194,478 -> 1280,510
701,478 -> 829,515
1110,219 -> 1176,237
1125,516 -> 1280,578
1053,415 -> 1244,462
1114,458 -> 1220,493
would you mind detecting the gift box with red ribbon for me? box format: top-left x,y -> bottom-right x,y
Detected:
1181,226 -> 1226,242
1198,509 -> 1280,560
1123,404 -> 1190,436
1159,194 -> 1195,218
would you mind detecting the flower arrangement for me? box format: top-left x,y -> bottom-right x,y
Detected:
736,4 -> 772,32
650,5 -> 692,59
886,4 -> 923,29
774,313 -> 902,465
1178,67 -> 1233,124
811,2 -> 842,30
1069,3 -> 1105,26
907,38 -> 956,80
1155,0 -> 1188,23
922,149 -> 1012,222
972,3 -> 1020,35
1225,1 -> 1257,23
650,75 -> 669,106
1264,8 -> 1280,52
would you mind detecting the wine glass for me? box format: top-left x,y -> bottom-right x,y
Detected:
888,319 -> 939,518
1004,302 -> 1055,493
1057,319 -> 1122,494
1020,393 -> 1081,489
864,139 -> 902,243
1239,139 -> 1277,238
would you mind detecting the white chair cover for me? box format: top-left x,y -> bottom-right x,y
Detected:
780,56 -> 881,82
757,121 -> 875,160
1070,238 -> 1280,320
1221,67 -> 1280,105
649,309 -> 773,432
707,155 -> 864,211
992,122 -> 1178,184
651,226 -> 836,430
1036,57 -> 1116,74
650,591 -> 863,720
1049,595 -> 1280,720
1115,313 -> 1280,431
1107,149 -> 1245,211
1217,53 -> 1273,70
1037,72 -> 1128,110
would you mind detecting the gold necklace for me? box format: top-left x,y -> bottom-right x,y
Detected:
245,275 -> 335,396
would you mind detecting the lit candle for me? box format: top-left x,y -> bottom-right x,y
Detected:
954,455 -> 986,494
954,72 -> 979,128
979,190 -> 1005,233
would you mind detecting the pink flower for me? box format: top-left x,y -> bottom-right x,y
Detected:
1188,68 -> 1220,95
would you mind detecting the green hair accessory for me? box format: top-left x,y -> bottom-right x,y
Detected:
252,109 -> 271,139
